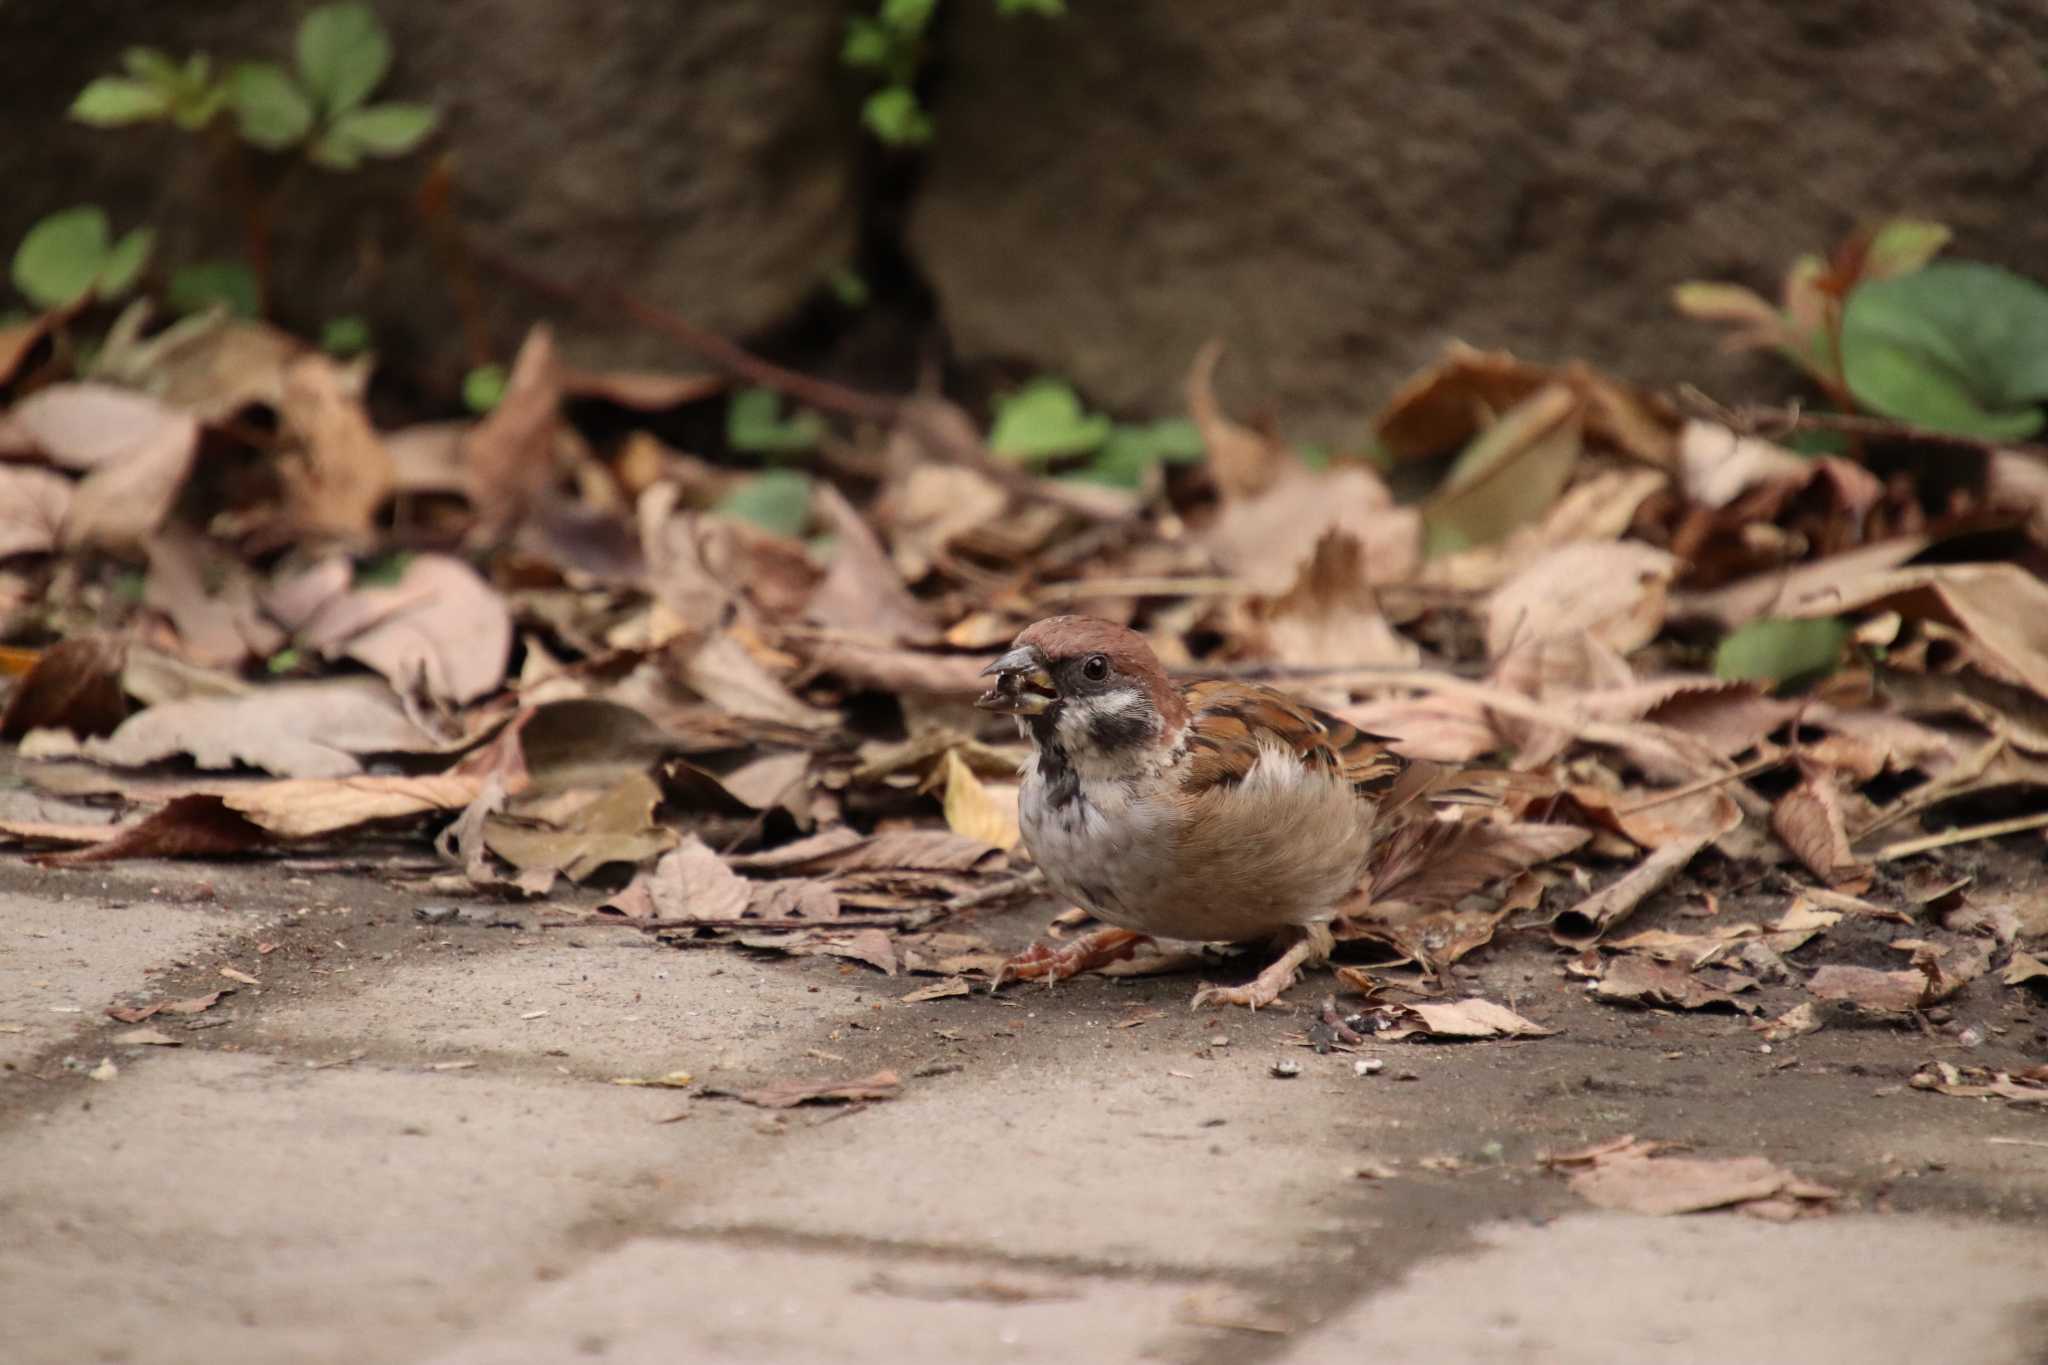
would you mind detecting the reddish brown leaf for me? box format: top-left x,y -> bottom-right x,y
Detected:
38,796 -> 265,865
0,634 -> 128,739
722,1069 -> 902,1109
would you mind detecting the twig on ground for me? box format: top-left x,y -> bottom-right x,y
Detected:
1871,809 -> 2048,863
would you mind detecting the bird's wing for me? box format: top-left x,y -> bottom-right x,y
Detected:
1177,679 -> 1551,812
1177,680 -> 1407,801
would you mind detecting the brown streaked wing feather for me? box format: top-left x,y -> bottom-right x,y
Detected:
1178,681 -> 1407,800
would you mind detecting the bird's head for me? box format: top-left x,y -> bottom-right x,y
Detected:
976,616 -> 1187,752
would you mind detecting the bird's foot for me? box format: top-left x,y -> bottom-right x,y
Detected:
1189,925 -> 1330,1011
993,928 -> 1149,991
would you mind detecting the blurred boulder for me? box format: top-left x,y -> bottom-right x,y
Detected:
910,0 -> 2048,443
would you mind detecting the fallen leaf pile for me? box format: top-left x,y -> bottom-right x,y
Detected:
3,301 -> 2048,1023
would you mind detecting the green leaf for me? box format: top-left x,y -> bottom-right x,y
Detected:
842,18 -> 895,68
265,647 -> 303,675
1862,219 -> 1950,281
71,77 -> 170,126
297,2 -> 392,115
325,102 -> 438,158
95,227 -> 155,298
229,62 -> 316,149
827,267 -> 871,309
321,315 -> 372,356
171,81 -> 230,132
463,363 -> 508,414
990,377 -> 1112,461
727,387 -> 825,455
997,0 -> 1067,14
881,0 -> 938,32
167,261 -> 260,318
1842,261 -> 2048,440
306,132 -> 363,170
122,47 -> 183,85
715,470 -> 815,537
1714,617 -> 1849,689
1071,417 -> 1205,485
11,207 -> 111,309
861,86 -> 933,145
353,550 -> 413,588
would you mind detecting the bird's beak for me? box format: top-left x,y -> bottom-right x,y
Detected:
976,646 -> 1056,716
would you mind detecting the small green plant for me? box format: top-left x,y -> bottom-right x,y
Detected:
842,0 -> 1065,146
462,363 -> 508,414
1677,218 -> 2048,440
990,376 -> 1205,487
1714,617 -> 1849,691
715,469 -> 816,537
727,387 -> 826,456
9,206 -> 155,310
73,5 -> 439,169
321,315 -> 373,357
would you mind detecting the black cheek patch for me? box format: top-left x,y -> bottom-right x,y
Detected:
1086,707 -> 1154,751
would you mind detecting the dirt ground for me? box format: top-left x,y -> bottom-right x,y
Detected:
3,842 -> 2047,1365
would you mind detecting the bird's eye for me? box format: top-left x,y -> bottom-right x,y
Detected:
1081,654 -> 1110,682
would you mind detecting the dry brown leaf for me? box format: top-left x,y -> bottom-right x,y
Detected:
1807,961 -> 1958,1012
276,354 -> 396,542
1772,764 -> 1871,893
462,324 -> 561,541
807,483 -> 936,643
12,383 -> 199,552
0,465 -> 71,558
721,1069 -> 902,1109
0,634 -> 128,740
900,977 -> 971,1003
1485,541 -> 1677,662
220,773 -> 481,839
1677,421 -> 1810,508
1909,1063 -> 2048,1105
1204,466 -> 1421,596
1789,564 -> 2048,708
940,748 -> 1020,851
711,749 -> 812,812
556,365 -> 724,409
795,636 -> 992,697
92,305 -> 305,422
1246,528 -> 1419,668
25,676 -> 455,778
1593,956 -> 1756,1013
1375,997 -> 1555,1040
1754,1001 -> 1823,1041
106,989 -> 227,1024
604,834 -> 756,922
1187,340 -> 1291,501
267,553 -> 512,706
726,826 -> 1002,876
1551,817 -> 1731,946
141,532 -> 286,670
1421,384 -> 1583,554
483,771 -> 677,884
37,795 -> 266,865
2004,950 -> 2048,991
670,631 -> 835,730
1564,1141 -> 1835,1217
0,308 -> 61,386
881,464 -> 1008,582
109,1026 -> 181,1046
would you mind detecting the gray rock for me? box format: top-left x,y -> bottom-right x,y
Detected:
912,0 -> 2048,443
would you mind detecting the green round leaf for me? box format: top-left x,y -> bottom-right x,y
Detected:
727,387 -> 825,455
11,206 -> 112,309
230,62 -> 316,149
714,470 -> 815,537
121,47 -> 183,84
327,102 -> 439,158
989,378 -> 1112,461
997,0 -> 1067,14
1713,617 -> 1849,689
167,261 -> 260,319
842,18 -> 894,68
1843,261 -> 2048,440
321,315 -> 373,356
71,77 -> 171,126
861,86 -> 933,145
464,363 -> 508,414
297,2 -> 392,115
95,227 -> 156,299
880,0 -> 938,33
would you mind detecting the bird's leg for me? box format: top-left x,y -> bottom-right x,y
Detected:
1190,922 -> 1335,1011
993,928 -> 1149,991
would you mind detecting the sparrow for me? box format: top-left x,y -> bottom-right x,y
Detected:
976,615 -> 1550,1008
